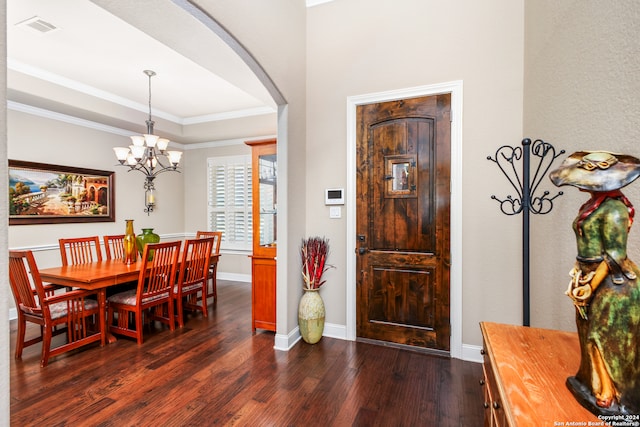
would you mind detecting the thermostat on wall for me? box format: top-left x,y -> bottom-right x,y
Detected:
325,188 -> 344,205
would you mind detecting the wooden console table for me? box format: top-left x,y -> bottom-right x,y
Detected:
480,322 -> 599,426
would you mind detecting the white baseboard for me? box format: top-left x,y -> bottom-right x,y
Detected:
277,322 -> 483,364
322,322 -> 346,340
217,272 -> 251,283
274,327 -> 301,351
274,322 -> 344,351
462,343 -> 483,363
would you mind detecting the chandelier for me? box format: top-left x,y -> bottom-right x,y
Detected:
113,70 -> 182,214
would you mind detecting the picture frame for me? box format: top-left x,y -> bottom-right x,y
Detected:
9,160 -> 115,225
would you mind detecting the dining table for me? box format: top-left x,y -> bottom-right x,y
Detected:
38,254 -> 220,343
39,259 -> 143,344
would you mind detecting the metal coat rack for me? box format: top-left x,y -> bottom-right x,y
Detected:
487,138 -> 564,326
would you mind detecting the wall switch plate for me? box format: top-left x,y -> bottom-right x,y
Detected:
329,206 -> 342,218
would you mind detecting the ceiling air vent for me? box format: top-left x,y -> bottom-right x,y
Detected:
16,16 -> 59,34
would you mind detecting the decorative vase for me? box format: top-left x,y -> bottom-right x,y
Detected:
298,288 -> 325,344
136,228 -> 160,261
123,219 -> 137,264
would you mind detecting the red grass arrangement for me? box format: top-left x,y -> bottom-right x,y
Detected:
301,237 -> 333,290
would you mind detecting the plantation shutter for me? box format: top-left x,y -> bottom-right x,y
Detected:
207,155 -> 252,251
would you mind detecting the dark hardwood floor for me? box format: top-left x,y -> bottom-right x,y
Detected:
10,280 -> 484,426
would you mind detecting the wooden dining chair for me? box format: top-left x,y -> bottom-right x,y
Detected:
174,238 -> 214,327
103,234 -> 139,295
107,240 -> 181,344
103,234 -> 125,261
59,236 -> 103,265
195,231 -> 222,302
9,250 -> 105,367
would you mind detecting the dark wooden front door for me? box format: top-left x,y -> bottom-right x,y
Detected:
356,94 -> 451,352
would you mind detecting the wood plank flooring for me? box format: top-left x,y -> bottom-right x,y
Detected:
10,280 -> 484,426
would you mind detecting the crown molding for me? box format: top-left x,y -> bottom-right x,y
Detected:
8,100 -> 185,150
8,100 -> 276,150
184,106 -> 276,124
8,100 -> 132,137
8,58 -> 276,125
306,0 -> 335,7
183,135 -> 277,150
8,58 -> 183,124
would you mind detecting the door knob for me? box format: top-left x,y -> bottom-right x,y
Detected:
358,247 -> 369,255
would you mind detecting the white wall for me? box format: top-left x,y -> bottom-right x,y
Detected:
306,0 -> 525,347
525,0 -> 640,331
8,110 -> 184,267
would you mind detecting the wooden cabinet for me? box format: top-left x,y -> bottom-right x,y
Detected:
250,256 -> 276,332
246,139 -> 277,332
479,322 -> 599,426
481,345 -> 507,427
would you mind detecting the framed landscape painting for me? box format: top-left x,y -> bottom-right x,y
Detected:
9,160 -> 115,225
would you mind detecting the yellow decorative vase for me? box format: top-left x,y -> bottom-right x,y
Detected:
123,219 -> 137,264
298,288 -> 325,344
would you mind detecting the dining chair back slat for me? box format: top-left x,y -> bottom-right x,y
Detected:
143,242 -> 179,297
195,231 -> 222,254
59,236 -> 102,266
103,235 -> 125,261
174,238 -> 214,327
9,254 -> 40,312
195,231 -> 223,302
9,250 -> 104,367
107,240 -> 181,344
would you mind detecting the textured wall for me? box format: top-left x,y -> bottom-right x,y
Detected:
525,0 -> 640,331
307,0 -> 525,346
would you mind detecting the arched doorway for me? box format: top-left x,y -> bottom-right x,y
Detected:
92,0 -> 292,343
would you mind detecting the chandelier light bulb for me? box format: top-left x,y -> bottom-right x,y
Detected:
157,138 -> 170,151
130,135 -> 145,146
113,147 -> 130,162
167,150 -> 183,166
144,134 -> 159,147
129,145 -> 146,160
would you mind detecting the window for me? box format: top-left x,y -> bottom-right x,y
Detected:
207,155 -> 252,251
